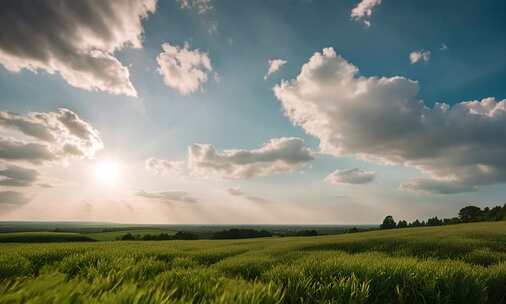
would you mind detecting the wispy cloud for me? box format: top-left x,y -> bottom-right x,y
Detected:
264,59 -> 287,80
351,0 -> 382,27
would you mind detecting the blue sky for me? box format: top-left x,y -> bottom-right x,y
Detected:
0,0 -> 505,224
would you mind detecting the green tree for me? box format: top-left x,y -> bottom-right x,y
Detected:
459,206 -> 482,222
380,215 -> 397,229
397,220 -> 408,228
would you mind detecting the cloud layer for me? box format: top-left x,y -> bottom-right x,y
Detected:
0,0 -> 157,96
325,168 -> 376,185
136,190 -> 198,204
274,47 -> 506,193
0,108 -> 103,163
157,42 -> 213,95
351,0 -> 382,27
147,137 -> 314,179
0,191 -> 29,206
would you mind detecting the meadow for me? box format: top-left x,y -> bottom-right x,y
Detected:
0,221 -> 505,303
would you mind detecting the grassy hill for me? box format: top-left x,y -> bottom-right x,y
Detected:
0,221 -> 505,303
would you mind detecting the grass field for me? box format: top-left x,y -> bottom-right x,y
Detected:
1,222 -> 505,303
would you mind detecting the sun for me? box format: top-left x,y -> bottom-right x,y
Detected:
93,160 -> 121,185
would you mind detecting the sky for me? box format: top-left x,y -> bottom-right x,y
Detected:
0,0 -> 506,224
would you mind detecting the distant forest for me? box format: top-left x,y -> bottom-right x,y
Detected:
380,204 -> 506,229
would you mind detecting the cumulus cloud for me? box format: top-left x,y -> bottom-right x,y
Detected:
351,0 -> 382,27
0,108 -> 103,163
0,191 -> 29,206
0,1 -> 157,96
188,137 -> 314,179
157,42 -> 213,95
325,168 -> 376,185
136,190 -> 198,204
264,59 -> 287,80
274,47 -> 506,194
0,164 -> 39,187
409,50 -> 431,64
146,138 -> 314,179
179,0 -> 213,14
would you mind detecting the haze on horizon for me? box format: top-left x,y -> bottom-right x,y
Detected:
0,0 -> 506,225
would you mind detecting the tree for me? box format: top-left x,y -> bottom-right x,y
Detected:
459,206 -> 482,222
397,220 -> 408,228
121,233 -> 136,240
427,217 -> 443,226
380,216 -> 397,229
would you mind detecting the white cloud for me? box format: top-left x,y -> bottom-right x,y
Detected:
409,50 -> 431,64
351,0 -> 382,27
146,137 -> 314,179
325,168 -> 376,185
440,43 -> 448,51
264,59 -> 287,80
0,108 -> 103,163
274,47 -> 506,194
157,42 -> 213,95
0,1 -> 157,96
179,0 -> 213,14
136,190 -> 198,204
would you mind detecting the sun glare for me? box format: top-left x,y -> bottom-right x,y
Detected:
93,160 -> 121,185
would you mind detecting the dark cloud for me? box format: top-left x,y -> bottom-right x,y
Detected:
225,187 -> 272,204
325,168 -> 376,185
0,108 -> 103,162
0,191 -> 29,205
227,187 -> 243,196
136,190 -> 198,204
0,0 -> 157,96
0,138 -> 55,163
275,47 -> 506,194
0,164 -> 38,187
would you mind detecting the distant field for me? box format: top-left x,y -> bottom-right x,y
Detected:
1,222 -> 505,303
0,232 -> 95,243
85,229 -> 177,241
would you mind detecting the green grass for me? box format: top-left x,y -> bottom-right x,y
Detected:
0,222 -> 505,303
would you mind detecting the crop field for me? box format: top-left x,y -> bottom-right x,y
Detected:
1,222 -> 505,303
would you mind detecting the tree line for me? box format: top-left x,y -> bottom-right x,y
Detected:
380,203 -> 506,229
